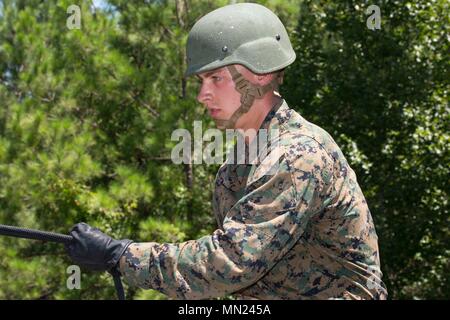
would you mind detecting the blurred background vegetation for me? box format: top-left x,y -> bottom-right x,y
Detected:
0,0 -> 448,299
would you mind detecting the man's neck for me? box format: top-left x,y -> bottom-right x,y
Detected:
238,95 -> 282,144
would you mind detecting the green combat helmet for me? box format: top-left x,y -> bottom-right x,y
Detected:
185,3 -> 296,129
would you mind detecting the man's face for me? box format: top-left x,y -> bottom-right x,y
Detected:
196,66 -> 241,126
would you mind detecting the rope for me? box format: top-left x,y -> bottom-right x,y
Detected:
0,224 -> 73,244
0,223 -> 125,300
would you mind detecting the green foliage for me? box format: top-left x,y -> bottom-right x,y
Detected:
0,0 -> 448,299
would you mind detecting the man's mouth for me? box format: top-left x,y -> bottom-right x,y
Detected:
208,108 -> 221,117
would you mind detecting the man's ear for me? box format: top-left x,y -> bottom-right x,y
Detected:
277,70 -> 284,85
256,73 -> 275,85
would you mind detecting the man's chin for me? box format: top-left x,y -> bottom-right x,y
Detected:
213,118 -> 230,130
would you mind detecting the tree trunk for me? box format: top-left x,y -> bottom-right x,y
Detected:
177,0 -> 194,220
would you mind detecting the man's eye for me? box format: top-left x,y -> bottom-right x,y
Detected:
212,76 -> 222,81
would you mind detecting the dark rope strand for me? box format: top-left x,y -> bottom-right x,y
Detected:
0,224 -> 72,244
0,223 -> 126,300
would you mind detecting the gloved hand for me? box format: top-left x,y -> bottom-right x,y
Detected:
66,222 -> 133,272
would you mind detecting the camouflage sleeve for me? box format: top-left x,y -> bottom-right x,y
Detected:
119,138 -> 334,299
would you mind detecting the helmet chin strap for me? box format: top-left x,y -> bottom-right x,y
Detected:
213,65 -> 283,130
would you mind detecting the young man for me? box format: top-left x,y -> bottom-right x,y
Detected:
67,3 -> 387,299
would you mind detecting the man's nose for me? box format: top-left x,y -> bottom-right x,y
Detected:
197,82 -> 211,104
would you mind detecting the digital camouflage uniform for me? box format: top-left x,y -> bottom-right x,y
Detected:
119,99 -> 388,299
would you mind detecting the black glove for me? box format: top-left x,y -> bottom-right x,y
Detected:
66,222 -> 133,272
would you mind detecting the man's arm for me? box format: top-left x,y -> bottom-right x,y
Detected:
119,142 -> 334,299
